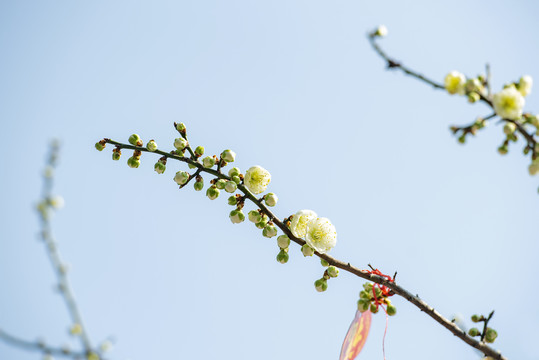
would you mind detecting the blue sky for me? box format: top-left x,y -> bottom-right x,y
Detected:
1,1 -> 538,360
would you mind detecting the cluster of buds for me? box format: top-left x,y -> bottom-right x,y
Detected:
468,313 -> 498,343
313,258 -> 339,292
357,282 -> 396,315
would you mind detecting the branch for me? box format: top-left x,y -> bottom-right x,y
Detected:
0,328 -> 87,358
101,138 -> 507,360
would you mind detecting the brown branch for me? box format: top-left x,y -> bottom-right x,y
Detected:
101,138 -> 507,360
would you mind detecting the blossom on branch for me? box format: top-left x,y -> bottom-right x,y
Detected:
290,210 -> 317,238
244,165 -> 271,194
493,86 -> 525,120
444,71 -> 466,95
305,217 -> 337,254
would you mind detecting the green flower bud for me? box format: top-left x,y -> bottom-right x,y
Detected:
386,304 -> 397,316
468,327 -> 480,337
206,186 -> 219,200
458,135 -> 466,144
276,249 -> 289,264
468,92 -> 480,103
194,178 -> 204,191
127,156 -> 140,168
327,266 -> 339,278
69,323 -> 82,336
263,224 -> 278,238
154,161 -> 166,174
248,210 -> 261,223
320,259 -> 329,267
202,156 -> 215,168
314,278 -> 328,292
224,181 -> 237,193
221,149 -> 236,163
231,175 -> 241,184
176,122 -> 186,133
174,171 -> 190,185
195,146 -> 205,157
87,352 -> 100,360
359,290 -> 370,300
503,122 -> 516,135
264,193 -> 278,207
370,303 -> 379,314
363,282 -> 373,291
373,25 -> 387,37
357,299 -> 370,312
112,151 -> 121,161
484,328 -> 497,343
277,235 -> 290,249
497,145 -> 508,155
227,195 -> 238,205
95,142 -> 105,151
255,214 -> 269,229
128,134 -> 142,146
531,115 -> 539,127
471,314 -> 481,323
229,209 -> 245,224
146,140 -> 158,152
374,287 -> 382,298
301,244 -> 315,257
228,167 -> 241,177
174,137 -> 188,150
215,179 -> 227,190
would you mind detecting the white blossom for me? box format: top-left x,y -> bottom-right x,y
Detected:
305,217 -> 337,254
289,210 -> 317,238
493,86 -> 525,120
518,75 -> 533,97
444,71 -> 466,95
244,165 -> 271,194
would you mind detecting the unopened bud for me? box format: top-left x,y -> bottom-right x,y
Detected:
229,209 -> 245,224
264,193 -> 278,207
175,122 -> 186,133
468,92 -> 480,103
215,179 -> 227,189
228,167 -> 241,177
387,304 -> 397,316
263,224 -> 278,238
471,314 -> 481,323
277,235 -> 290,249
202,156 -> 216,168
95,142 -> 105,151
276,249 -> 289,264
174,137 -> 188,150
485,328 -> 497,343
128,134 -> 142,146
228,195 -> 238,205
127,156 -> 140,168
221,149 -> 236,163
503,122 -> 516,135
224,181 -> 237,193
194,178 -> 204,191
231,175 -> 241,184
468,327 -> 480,337
174,171 -> 190,185
248,210 -> 261,223
146,140 -> 158,152
154,161 -> 166,174
357,299 -> 370,312
195,145 -> 205,157
320,259 -> 329,267
498,146 -> 508,155
327,266 -> 339,278
206,186 -> 219,200
301,244 -> 315,257
69,324 -> 82,336
314,278 -> 328,292
112,150 -> 121,161
374,25 -> 388,37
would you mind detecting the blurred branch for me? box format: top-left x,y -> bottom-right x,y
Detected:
0,142 -> 106,360
101,137 -> 507,360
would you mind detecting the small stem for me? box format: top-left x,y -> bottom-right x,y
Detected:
0,328 -> 87,358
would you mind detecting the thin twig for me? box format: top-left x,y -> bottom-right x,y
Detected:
0,328 -> 87,358
101,138 -> 507,360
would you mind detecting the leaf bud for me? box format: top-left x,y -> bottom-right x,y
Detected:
128,134 -> 142,146
314,278 -> 328,292
221,149 -> 236,163
301,244 -> 315,257
277,235 -> 290,249
264,193 -> 278,207
276,249 -> 289,264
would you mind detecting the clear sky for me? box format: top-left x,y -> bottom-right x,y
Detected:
1,1 -> 538,360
